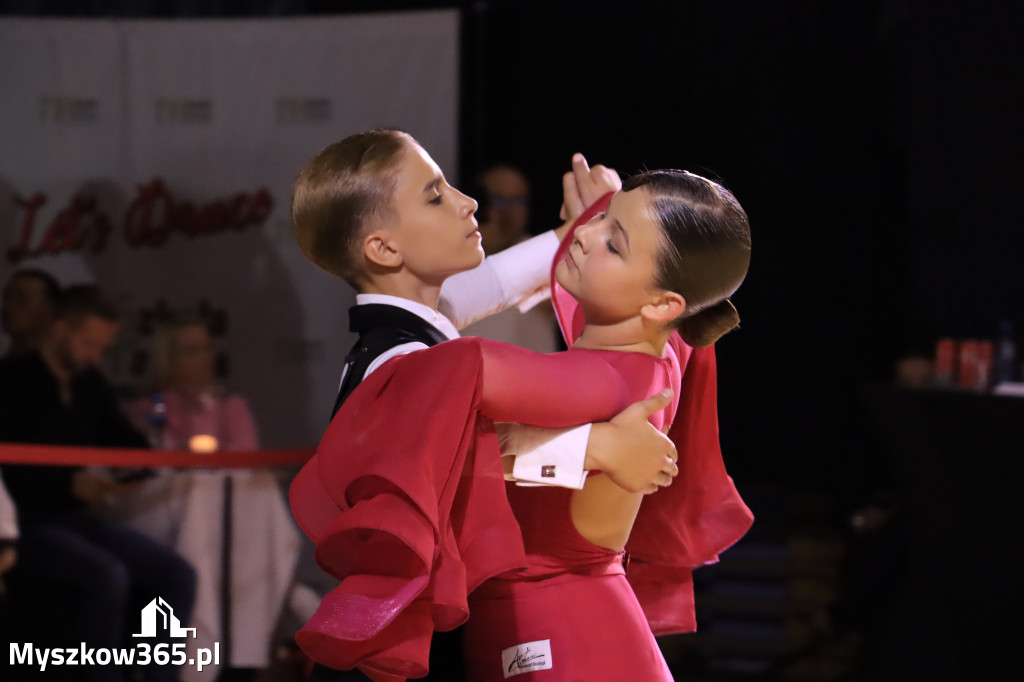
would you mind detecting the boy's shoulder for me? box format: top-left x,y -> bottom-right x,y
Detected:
348,301 -> 449,345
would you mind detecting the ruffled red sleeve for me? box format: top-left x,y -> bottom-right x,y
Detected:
290,339 -> 527,680
289,335 -> 635,679
628,339 -> 754,634
552,195 -> 754,635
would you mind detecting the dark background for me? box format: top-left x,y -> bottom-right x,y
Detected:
459,0 -> 1024,506
7,0 -> 1020,501
3,1 -> 1023,678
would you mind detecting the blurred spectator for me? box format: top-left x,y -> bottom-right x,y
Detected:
478,163 -> 531,254
1,268 -> 61,358
108,314 -> 299,682
132,313 -> 258,453
0,469 -> 16,592
0,269 -> 59,596
0,284 -> 196,682
463,163 -> 560,353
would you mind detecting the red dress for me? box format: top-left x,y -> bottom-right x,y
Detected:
463,346 -> 680,681
289,197 -> 753,681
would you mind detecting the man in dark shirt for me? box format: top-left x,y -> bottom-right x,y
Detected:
0,285 -> 196,682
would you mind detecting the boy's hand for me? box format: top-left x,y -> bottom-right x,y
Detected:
559,153 -> 622,224
584,389 -> 678,494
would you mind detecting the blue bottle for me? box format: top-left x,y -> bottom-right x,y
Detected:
993,320 -> 1017,385
145,391 -> 170,448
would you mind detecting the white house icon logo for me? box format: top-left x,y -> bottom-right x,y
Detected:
132,597 -> 196,639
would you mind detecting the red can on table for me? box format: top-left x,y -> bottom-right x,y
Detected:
958,340 -> 978,389
957,340 -> 994,391
975,341 -> 994,391
935,338 -> 958,387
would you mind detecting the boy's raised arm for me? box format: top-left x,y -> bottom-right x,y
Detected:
439,154 -> 621,329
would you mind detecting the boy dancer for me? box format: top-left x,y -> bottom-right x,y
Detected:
292,130 -> 677,679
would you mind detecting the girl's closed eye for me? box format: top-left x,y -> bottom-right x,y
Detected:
429,191 -> 443,205
606,238 -> 621,255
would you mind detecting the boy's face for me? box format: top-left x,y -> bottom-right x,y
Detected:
387,144 -> 483,284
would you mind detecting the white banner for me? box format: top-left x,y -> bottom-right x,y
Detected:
0,12 -> 460,447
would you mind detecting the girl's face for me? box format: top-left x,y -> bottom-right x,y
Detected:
555,188 -> 669,324
169,323 -> 215,390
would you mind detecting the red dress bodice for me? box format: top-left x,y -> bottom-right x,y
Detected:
502,347 -> 677,583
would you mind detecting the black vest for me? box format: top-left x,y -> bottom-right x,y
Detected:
314,304 -> 464,682
330,304 -> 450,418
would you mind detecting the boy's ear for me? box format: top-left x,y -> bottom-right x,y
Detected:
363,230 -> 403,268
641,291 -> 686,324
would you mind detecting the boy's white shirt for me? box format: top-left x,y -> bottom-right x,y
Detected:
340,230 -> 590,490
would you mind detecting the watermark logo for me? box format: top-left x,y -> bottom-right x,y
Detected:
9,596 -> 219,672
501,639 -> 553,678
134,596 -> 196,639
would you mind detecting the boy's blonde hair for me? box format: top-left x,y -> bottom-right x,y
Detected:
292,129 -> 413,287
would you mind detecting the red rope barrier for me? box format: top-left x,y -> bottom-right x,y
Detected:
0,443 -> 314,468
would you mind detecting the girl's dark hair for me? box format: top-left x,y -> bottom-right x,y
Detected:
622,170 -> 751,348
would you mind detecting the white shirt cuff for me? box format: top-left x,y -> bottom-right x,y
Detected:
499,422 -> 590,489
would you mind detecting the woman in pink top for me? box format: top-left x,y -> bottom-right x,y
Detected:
131,315 -> 258,452
119,315 -> 298,682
